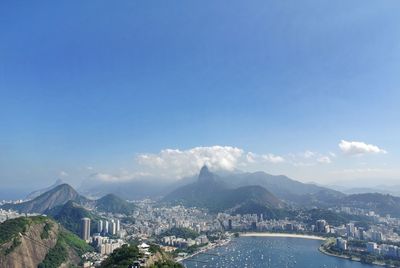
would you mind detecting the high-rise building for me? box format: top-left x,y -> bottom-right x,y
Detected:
336,237 -> 347,250
110,219 -> 116,235
371,231 -> 383,242
228,219 -> 232,230
367,242 -> 377,253
116,219 -> 120,233
104,220 -> 109,233
316,220 -> 327,233
98,220 -> 103,233
81,217 -> 91,242
346,223 -> 355,237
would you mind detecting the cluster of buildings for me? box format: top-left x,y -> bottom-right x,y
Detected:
80,217 -> 125,255
366,242 -> 400,258
82,252 -> 108,267
334,238 -> 400,260
313,219 -> 400,244
217,213 -> 306,232
123,201 -> 221,240
92,235 -> 126,255
97,219 -> 121,236
0,208 -> 38,223
315,218 -> 400,261
75,199 -> 400,266
161,234 -> 209,248
80,217 -> 122,240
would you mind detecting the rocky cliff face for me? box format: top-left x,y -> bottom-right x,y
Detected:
0,216 -> 88,268
0,219 -> 58,268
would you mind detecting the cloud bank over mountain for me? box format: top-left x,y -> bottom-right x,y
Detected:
84,145 -> 343,183
137,146 -> 244,177
79,138 -> 390,186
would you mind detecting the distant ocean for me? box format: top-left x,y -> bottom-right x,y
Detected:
183,236 -> 379,268
0,188 -> 29,200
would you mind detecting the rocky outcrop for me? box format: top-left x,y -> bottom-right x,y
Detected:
0,216 -> 89,268
0,219 -> 58,268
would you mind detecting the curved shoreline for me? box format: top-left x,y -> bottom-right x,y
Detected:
240,232 -> 326,241
318,243 -> 387,267
177,239 -> 231,263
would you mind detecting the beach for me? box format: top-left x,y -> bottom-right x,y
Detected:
240,232 -> 326,241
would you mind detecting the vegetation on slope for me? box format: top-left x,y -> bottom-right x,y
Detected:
40,222 -> 53,239
0,216 -> 48,244
100,244 -> 141,267
339,193 -> 400,218
149,260 -> 184,268
38,228 -> 93,268
47,200 -> 99,236
37,237 -> 67,268
0,217 -> 29,245
305,209 -> 374,227
164,167 -> 285,214
95,194 -> 136,214
100,244 -> 182,268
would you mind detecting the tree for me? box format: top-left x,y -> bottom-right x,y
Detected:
101,244 -> 141,268
150,260 -> 184,268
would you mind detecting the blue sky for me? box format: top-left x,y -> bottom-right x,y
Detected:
1,1 -> 400,193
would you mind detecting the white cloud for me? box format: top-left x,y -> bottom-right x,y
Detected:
137,146 -> 244,178
246,152 -> 285,164
339,140 -> 387,155
289,151 -> 332,166
262,154 -> 285,163
59,171 -> 68,177
246,152 -> 257,163
84,146 -> 287,182
89,171 -> 150,182
317,156 -> 332,164
86,145 -> 336,183
303,151 -> 316,158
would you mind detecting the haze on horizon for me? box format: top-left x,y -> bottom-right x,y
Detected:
1,1 -> 400,195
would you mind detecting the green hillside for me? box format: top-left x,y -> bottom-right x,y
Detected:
47,200 -> 100,236
95,193 -> 136,214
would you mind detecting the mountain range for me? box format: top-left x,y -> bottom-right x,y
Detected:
1,184 -> 135,215
163,166 -> 285,215
4,167 -> 400,218
217,171 -> 345,207
339,193 -> 400,217
163,166 -> 344,209
80,167 -> 345,206
163,166 -> 400,218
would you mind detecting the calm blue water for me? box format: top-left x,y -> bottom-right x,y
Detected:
183,237 -> 378,268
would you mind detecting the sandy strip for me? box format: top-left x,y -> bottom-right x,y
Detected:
240,232 -> 326,241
